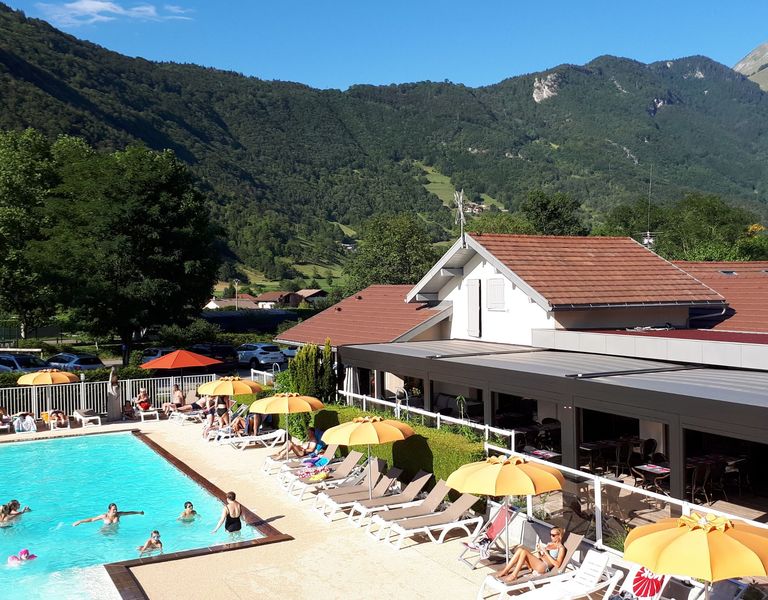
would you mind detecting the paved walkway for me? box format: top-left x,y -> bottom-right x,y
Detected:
16,420 -> 490,599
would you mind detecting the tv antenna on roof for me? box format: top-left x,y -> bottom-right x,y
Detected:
454,189 -> 466,247
642,165 -> 655,248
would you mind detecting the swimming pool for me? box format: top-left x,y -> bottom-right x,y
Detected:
0,432 -> 262,599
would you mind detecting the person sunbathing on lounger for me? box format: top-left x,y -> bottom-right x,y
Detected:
72,503 -> 144,527
49,410 -> 68,427
495,527 -> 565,582
270,427 -> 317,460
161,384 -> 185,416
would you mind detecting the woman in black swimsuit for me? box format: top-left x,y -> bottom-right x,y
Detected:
211,491 -> 241,533
215,396 -> 230,426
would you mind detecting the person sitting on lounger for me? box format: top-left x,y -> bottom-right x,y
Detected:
12,412 -> 36,433
137,530 -> 163,554
270,427 -> 318,460
495,527 -> 565,582
49,410 -> 68,427
136,389 -> 152,412
161,384 -> 185,416
72,503 -> 144,526
122,401 -> 136,421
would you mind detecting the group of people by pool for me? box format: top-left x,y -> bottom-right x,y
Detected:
68,492 -> 244,554
1,492 -> 243,560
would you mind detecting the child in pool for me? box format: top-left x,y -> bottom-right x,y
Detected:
178,501 -> 197,521
137,530 -> 163,554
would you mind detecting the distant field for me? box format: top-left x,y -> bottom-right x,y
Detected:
215,261 -> 345,295
331,221 -> 357,237
415,161 -> 505,211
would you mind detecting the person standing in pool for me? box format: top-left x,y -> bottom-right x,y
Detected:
178,501 -> 197,521
211,491 -> 241,533
0,500 -> 31,527
72,503 -> 144,526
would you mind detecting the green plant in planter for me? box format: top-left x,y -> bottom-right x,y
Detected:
602,523 -> 629,552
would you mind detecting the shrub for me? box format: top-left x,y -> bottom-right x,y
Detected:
277,405 -> 484,484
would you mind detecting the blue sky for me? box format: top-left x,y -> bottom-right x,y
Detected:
8,0 -> 768,89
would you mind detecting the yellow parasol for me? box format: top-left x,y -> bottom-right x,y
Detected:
322,416 -> 415,498
17,369 -> 79,385
624,512 -> 768,599
249,392 -> 324,452
197,376 -> 262,396
447,455 -> 564,562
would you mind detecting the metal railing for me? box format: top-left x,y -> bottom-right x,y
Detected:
250,368 -> 276,386
339,390 -> 768,550
0,374 -> 216,418
339,390 -> 515,446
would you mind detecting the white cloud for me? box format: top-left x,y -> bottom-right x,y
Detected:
35,0 -> 192,27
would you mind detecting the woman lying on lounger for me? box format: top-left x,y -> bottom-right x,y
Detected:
72,503 -> 144,527
495,527 -> 565,582
270,427 -> 318,460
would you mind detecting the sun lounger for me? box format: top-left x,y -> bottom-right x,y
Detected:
311,458 -> 386,507
477,548 -> 615,600
48,410 -> 71,430
262,443 -> 339,478
223,428 -> 286,450
168,409 -> 204,424
483,521 -> 584,584
285,451 -> 364,500
135,404 -> 159,422
348,470 -> 432,527
367,480 -> 450,539
459,504 -> 524,569
73,409 -> 102,427
383,492 -> 483,549
318,467 -> 403,522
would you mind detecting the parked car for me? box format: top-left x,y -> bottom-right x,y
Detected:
236,343 -> 285,368
46,353 -> 105,371
282,346 -> 298,360
188,343 -> 239,365
140,347 -> 175,364
0,353 -> 50,373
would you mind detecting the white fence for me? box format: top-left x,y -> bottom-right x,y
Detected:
0,374 -> 215,418
339,390 -> 768,551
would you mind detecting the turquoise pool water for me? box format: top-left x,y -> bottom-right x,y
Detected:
0,433 -> 261,599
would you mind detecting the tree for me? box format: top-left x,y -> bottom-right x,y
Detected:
520,190 -> 588,236
39,140 -> 220,361
467,212 -> 536,235
345,214 -> 439,291
0,129 -> 58,335
222,282 -> 235,298
320,338 -> 336,404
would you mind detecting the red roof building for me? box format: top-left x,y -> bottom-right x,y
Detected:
470,234 -> 724,307
673,261 -> 768,333
276,285 -> 450,348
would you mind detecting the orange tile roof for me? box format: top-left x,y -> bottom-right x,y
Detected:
276,285 -> 446,347
254,291 -> 288,302
469,234 -> 724,307
674,261 -> 768,333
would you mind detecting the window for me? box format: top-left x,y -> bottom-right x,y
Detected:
486,278 -> 505,311
0,357 -> 15,369
77,357 -> 103,366
467,279 -> 481,337
719,270 -> 737,276
260,345 -> 280,352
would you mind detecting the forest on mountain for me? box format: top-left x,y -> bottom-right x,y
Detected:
1,3 -> 768,279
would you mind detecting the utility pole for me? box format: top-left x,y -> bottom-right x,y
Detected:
233,279 -> 240,310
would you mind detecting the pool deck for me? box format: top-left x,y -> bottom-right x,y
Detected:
5,421 -> 491,599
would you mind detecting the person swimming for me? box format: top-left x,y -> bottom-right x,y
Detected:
72,503 -> 144,527
178,501 -> 197,521
0,500 -> 31,527
137,530 -> 163,555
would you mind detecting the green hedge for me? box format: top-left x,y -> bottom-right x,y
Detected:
0,366 -> 154,388
276,405 -> 485,485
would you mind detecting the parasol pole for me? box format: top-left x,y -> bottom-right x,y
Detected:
505,495 -> 510,564
368,443 -> 373,500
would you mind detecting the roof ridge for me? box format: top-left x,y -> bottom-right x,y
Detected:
468,233 -> 633,240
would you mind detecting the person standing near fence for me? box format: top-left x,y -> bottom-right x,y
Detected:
106,366 -> 121,422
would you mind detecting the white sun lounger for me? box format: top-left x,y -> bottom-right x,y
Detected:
367,480 -> 450,539
73,409 -> 102,427
284,451 -> 365,501
477,548 -> 616,600
223,428 -> 287,450
317,467 -> 403,522
168,409 -> 204,425
347,470 -> 432,527
382,492 -> 483,550
311,459 -> 386,509
48,410 -> 71,430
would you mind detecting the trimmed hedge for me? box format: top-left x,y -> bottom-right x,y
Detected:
0,366 -> 154,388
276,405 -> 485,485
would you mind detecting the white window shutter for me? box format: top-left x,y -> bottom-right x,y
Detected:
486,278 -> 505,311
467,279 -> 481,337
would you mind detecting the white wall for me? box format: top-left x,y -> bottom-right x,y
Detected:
439,253 -> 554,346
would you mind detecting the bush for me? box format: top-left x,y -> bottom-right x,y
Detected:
276,405 -> 485,485
0,365 -> 154,388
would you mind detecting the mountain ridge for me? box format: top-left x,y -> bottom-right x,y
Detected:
2,2 -> 768,276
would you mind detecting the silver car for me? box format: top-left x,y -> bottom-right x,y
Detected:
236,343 -> 285,368
0,353 -> 50,373
46,353 -> 105,371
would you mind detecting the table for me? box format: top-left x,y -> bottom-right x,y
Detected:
526,449 -> 562,462
635,463 -> 671,495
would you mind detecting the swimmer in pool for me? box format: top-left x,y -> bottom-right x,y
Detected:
137,530 -> 163,554
178,501 -> 197,521
0,500 -> 30,527
72,503 -> 144,527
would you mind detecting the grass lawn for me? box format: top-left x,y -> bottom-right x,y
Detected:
415,161 -> 505,211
